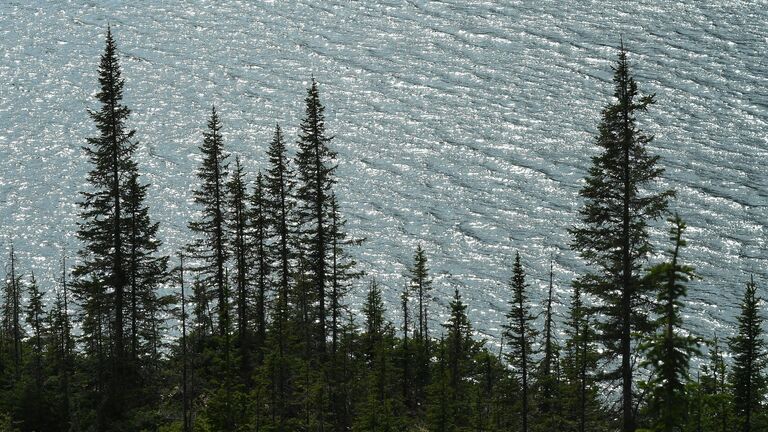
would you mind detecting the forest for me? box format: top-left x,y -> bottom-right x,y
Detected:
0,28 -> 765,432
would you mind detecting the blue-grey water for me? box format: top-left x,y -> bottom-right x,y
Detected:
0,1 -> 766,346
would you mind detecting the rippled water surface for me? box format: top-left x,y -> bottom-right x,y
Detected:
1,1 -> 766,342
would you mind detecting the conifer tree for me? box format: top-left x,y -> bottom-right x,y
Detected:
399,286 -> 413,413
728,277 -> 766,432
409,244 -> 432,342
227,156 -> 252,378
265,123 -> 294,326
503,251 -> 536,432
426,336 -> 456,432
328,194 -> 360,355
569,42 -> 673,432
640,214 -> 699,432
190,275 -> 213,338
699,336 -> 730,432
177,254 -> 192,432
562,283 -> 600,432
2,245 -> 22,377
228,156 -> 250,341
538,258 -> 561,419
294,79 -> 337,354
25,273 -> 44,389
188,105 -> 230,338
249,172 -> 270,358
124,171 -> 168,363
70,27 -> 150,428
73,25 -> 138,373
443,287 -> 475,429
361,280 -> 389,362
354,282 -> 402,432
48,256 -> 73,429
408,244 -> 433,411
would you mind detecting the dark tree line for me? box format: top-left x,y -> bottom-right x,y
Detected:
0,29 -> 765,432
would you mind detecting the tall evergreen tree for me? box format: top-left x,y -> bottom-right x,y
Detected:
177,254 -> 192,432
294,79 -> 337,353
328,194 -> 361,355
25,273 -> 44,389
442,288 -> 476,429
503,251 -> 537,432
538,257 -> 561,419
399,286 -> 413,413
265,123 -> 294,302
123,171 -> 168,364
2,245 -> 22,377
569,42 -> 673,432
249,172 -> 270,359
227,156 -> 252,379
227,156 -> 250,343
187,106 -> 234,429
49,256 -> 73,430
71,27 -> 146,428
262,123 -> 295,432
409,244 -> 432,342
408,244 -> 432,412
188,105 -> 230,338
728,276 -> 766,432
640,214 -> 699,432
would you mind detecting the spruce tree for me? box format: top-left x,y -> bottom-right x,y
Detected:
49,256 -> 73,429
562,283 -> 600,432
249,172 -> 270,358
227,156 -> 250,341
294,79 -> 337,353
227,156 -> 252,377
443,288 -> 475,429
408,244 -> 432,412
328,194 -> 360,355
640,214 -> 699,432
188,105 -> 230,338
409,244 -> 432,342
265,123 -> 294,305
25,273 -> 44,389
569,42 -> 673,432
538,258 -> 561,419
2,245 -> 22,377
177,254 -> 192,432
73,24 -> 138,370
361,280 -> 389,362
399,286 -> 413,413
124,171 -> 168,363
187,106 -> 234,428
70,27 -> 148,428
728,276 -> 766,432
354,282 -> 402,432
503,251 -> 536,432
426,336 -> 456,432
700,336 -> 730,432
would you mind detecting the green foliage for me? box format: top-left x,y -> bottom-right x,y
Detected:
410,244 -> 432,342
639,215 -> 701,432
569,42 -> 674,432
2,35 -> 765,432
561,284 -> 602,432
188,105 -> 230,337
503,251 -> 537,432
729,277 -> 766,432
294,78 -> 338,354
